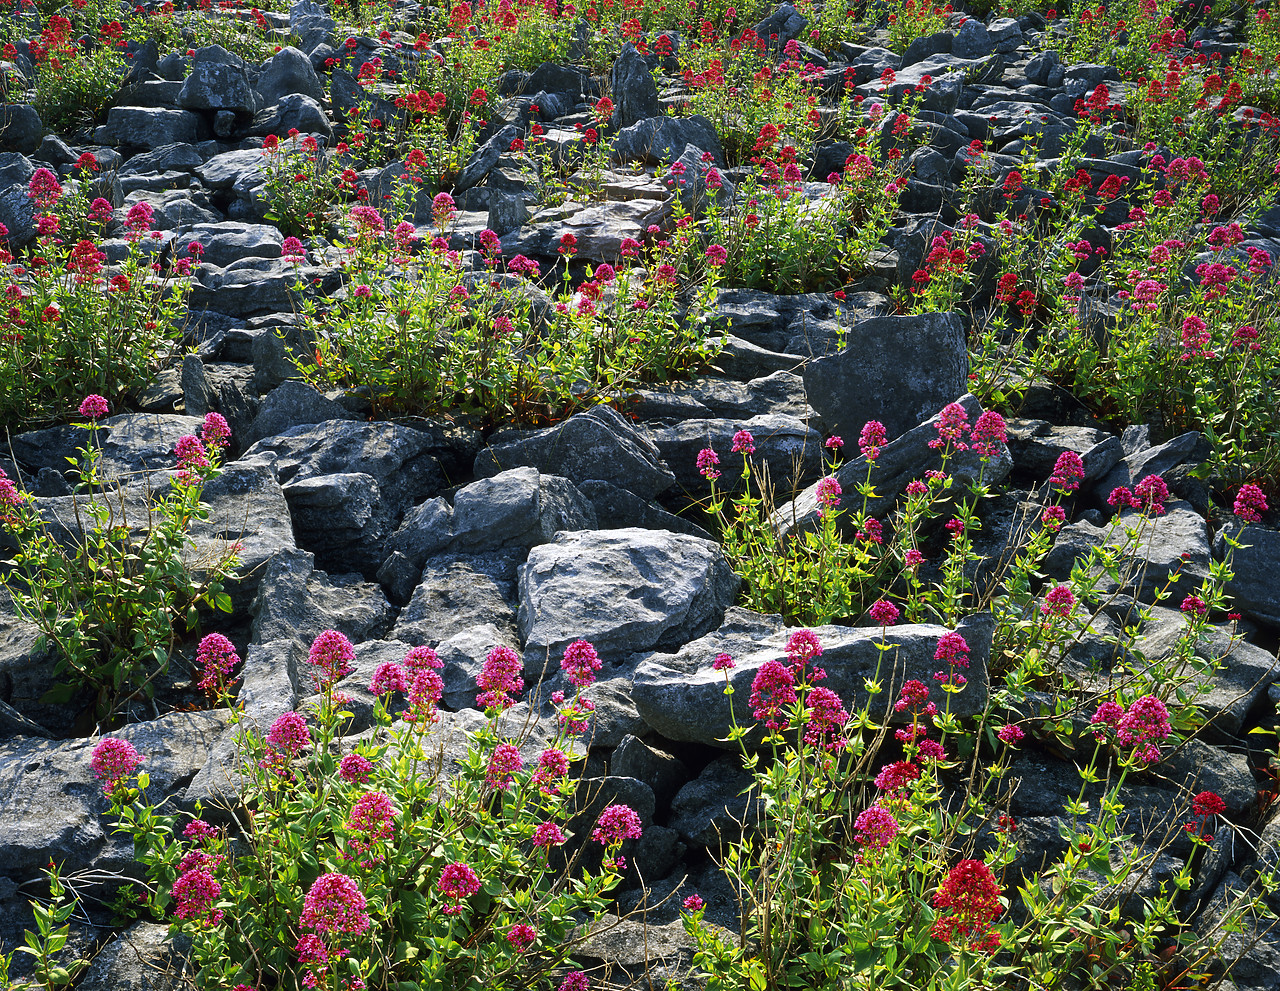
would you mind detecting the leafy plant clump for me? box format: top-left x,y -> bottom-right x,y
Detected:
293,187 -> 725,425
0,401 -> 240,726
89,631 -> 635,991
0,162 -> 193,432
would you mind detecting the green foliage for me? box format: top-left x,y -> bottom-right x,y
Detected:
101,642 -> 628,991
12,865 -> 90,991
884,0 -> 952,55
0,165 -> 192,431
28,15 -> 125,130
261,134 -> 340,238
681,492 -> 1270,990
295,186 -> 724,425
0,417 -> 239,725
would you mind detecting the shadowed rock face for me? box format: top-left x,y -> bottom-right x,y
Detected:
5,13 -> 1280,989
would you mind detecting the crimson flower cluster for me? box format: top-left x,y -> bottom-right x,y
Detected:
931,859 -> 1004,953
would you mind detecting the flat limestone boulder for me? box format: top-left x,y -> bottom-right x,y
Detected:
0,710 -> 230,877
1215,523 -> 1280,627
518,528 -> 740,659
449,466 -> 598,553
474,405 -> 675,501
1042,500 -> 1210,606
650,413 -> 824,498
801,312 -> 969,441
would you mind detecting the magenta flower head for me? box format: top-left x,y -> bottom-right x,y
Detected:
1234,483 -> 1268,523
815,476 -> 842,516
346,791 -> 397,853
27,167 -> 62,208
803,686 -> 849,752
88,197 -> 114,224
266,711 -> 310,758
1048,450 -> 1085,492
786,628 -> 823,664
404,645 -> 442,672
1115,694 -> 1171,756
825,435 -> 843,451
438,862 -> 481,914
125,201 -> 154,236
731,429 -> 755,455
712,652 -> 735,671
507,924 -> 537,952
874,759 -> 919,792
996,724 -> 1025,745
309,630 -> 355,689
592,804 -> 643,846
172,868 -> 222,924
869,599 -> 899,627
1181,595 -> 1208,617
282,236 -> 306,261
405,666 -> 444,724
1041,505 -> 1066,530
0,468 -> 25,521
1090,699 -> 1126,740
533,822 -> 567,848
1041,585 -> 1076,619
696,447 -> 721,481
930,402 -> 970,451
195,632 -> 241,695
854,804 -> 900,849
532,747 -> 569,794
174,435 -> 211,479
1108,486 -> 1139,511
559,973 -> 590,991
683,894 -> 705,912
477,645 -> 523,710
705,243 -> 728,266
79,394 -> 110,420
934,631 -> 970,666
486,742 -> 524,790
431,191 -> 457,226
562,639 -> 602,687
91,737 -> 144,795
970,411 -> 1007,460
859,420 -> 887,460
339,752 -> 374,784
370,661 -> 409,696
894,679 -> 930,712
1133,474 -> 1169,515
750,660 -> 797,731
300,873 -> 371,935
200,412 -> 231,449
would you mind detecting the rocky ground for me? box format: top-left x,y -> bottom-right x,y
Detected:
3,0 -> 1280,988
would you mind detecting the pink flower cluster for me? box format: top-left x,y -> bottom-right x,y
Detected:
562,639 -> 601,687
933,631 -> 970,686
90,737 -> 144,795
1090,695 -> 1171,763
1108,474 -> 1169,515
308,630 -> 355,690
195,633 -> 241,695
854,804 -> 899,849
592,804 -> 643,847
438,862 -> 480,914
301,872 -> 371,935
802,686 -> 848,753
345,791 -> 396,857
477,645 -> 523,710
486,743 -> 524,791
